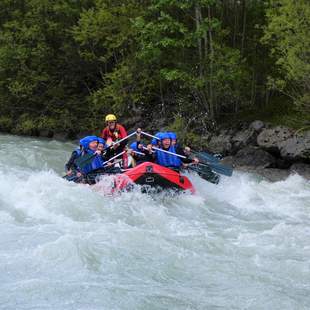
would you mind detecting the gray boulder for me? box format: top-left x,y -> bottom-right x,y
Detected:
208,130 -> 232,155
234,146 -> 276,168
279,131 -> 310,160
236,166 -> 290,182
250,120 -> 265,132
290,163 -> 310,180
231,128 -> 256,152
257,126 -> 294,153
255,168 -> 290,182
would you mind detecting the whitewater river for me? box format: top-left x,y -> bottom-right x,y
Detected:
0,134 -> 309,310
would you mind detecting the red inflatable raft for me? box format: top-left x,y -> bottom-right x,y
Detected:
114,162 -> 195,194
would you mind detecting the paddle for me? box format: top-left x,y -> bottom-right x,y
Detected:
191,150 -> 220,164
100,150 -> 126,168
140,131 -> 233,177
140,131 -> 160,141
188,163 -> 220,184
130,150 -> 145,156
196,159 -> 233,177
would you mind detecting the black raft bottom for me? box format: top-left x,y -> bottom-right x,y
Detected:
133,172 -> 185,193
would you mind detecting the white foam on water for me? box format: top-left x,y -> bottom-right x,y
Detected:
0,134 -> 309,309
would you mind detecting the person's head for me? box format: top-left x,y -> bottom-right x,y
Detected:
79,136 -> 99,151
152,132 -> 163,146
105,114 -> 117,130
168,132 -> 177,145
97,137 -> 106,151
161,133 -> 171,149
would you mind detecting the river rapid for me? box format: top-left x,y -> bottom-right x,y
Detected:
0,134 -> 309,310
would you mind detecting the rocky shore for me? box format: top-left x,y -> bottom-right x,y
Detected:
206,121 -> 310,181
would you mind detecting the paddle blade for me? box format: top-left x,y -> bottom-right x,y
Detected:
192,150 -> 220,164
199,161 -> 233,177
189,164 -> 220,184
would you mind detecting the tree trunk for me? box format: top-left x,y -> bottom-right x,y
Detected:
208,6 -> 215,119
195,4 -> 203,78
241,0 -> 246,56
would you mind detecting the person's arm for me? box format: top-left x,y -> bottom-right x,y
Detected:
103,147 -> 115,161
175,145 -> 192,164
101,128 -> 107,139
65,151 -> 79,173
145,144 -> 156,162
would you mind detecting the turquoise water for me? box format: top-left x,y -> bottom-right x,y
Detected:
0,134 -> 310,309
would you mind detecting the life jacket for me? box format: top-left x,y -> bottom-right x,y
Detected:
102,124 -> 126,144
76,149 -> 102,175
74,147 -> 83,157
155,145 -> 182,168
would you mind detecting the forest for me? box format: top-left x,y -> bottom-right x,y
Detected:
0,0 -> 309,140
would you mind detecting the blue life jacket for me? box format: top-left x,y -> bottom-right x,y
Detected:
74,147 -> 83,157
90,155 -> 105,171
78,149 -> 103,174
155,145 -> 182,168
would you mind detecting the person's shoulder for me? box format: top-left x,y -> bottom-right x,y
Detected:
117,124 -> 126,130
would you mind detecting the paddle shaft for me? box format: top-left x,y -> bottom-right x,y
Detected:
140,131 -> 160,140
102,150 -> 126,167
131,150 -> 145,156
107,131 -> 137,149
143,146 -> 187,159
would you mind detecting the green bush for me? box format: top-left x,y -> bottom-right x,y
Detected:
0,116 -> 13,132
13,114 -> 37,135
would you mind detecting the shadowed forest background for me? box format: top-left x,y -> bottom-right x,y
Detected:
0,0 -> 309,142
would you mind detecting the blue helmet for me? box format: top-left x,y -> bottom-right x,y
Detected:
79,136 -> 99,149
130,141 -> 144,152
160,132 -> 171,140
97,137 -> 106,145
167,132 -> 177,140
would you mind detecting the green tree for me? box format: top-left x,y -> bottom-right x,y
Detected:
263,0 -> 310,121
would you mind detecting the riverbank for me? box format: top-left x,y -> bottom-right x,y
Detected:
208,121 -> 310,181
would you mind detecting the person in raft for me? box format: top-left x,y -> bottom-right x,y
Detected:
128,129 -> 153,166
65,135 -> 102,181
101,114 -> 129,168
167,131 -> 192,158
145,132 -> 199,170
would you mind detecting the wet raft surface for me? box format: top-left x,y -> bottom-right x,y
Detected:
0,134 -> 310,309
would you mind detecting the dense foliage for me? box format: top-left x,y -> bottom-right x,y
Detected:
0,0 -> 309,137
